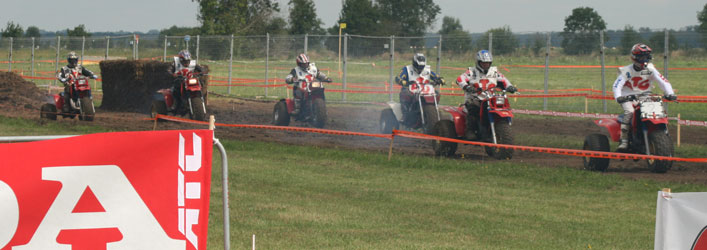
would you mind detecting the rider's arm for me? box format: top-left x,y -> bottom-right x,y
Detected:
81,67 -> 97,79
648,65 -> 675,96
285,68 -> 297,84
612,69 -> 626,101
456,70 -> 471,90
194,65 -> 205,74
56,68 -> 68,83
315,70 -> 331,82
497,73 -> 512,88
395,67 -> 409,85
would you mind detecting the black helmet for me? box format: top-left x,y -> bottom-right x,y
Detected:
412,53 -> 426,73
178,50 -> 192,67
67,51 -> 79,68
475,50 -> 492,74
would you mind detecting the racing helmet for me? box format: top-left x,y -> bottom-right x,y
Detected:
67,51 -> 79,68
296,53 -> 310,70
178,50 -> 192,67
630,43 -> 652,69
475,50 -> 493,74
412,53 -> 426,73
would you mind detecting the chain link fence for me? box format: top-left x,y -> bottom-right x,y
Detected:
2,31 -> 706,120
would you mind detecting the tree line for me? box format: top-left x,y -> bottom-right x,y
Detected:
3,1 -> 707,56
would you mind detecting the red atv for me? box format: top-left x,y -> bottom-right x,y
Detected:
272,75 -> 331,128
151,70 -> 207,121
583,93 -> 674,173
432,87 -> 514,160
379,77 -> 443,134
40,73 -> 95,121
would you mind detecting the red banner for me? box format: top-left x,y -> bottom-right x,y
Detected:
0,130 -> 213,250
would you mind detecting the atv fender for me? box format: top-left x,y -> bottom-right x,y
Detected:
439,106 -> 466,138
595,119 -> 621,142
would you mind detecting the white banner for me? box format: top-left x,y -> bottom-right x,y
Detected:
655,191 -> 707,250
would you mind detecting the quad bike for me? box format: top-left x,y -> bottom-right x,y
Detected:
40,74 -> 95,121
379,77 -> 443,134
151,70 -> 207,121
432,87 -> 514,160
272,75 -> 331,128
583,93 -> 674,173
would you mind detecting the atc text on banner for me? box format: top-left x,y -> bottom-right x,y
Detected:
0,129 -> 213,250
655,191 -> 707,250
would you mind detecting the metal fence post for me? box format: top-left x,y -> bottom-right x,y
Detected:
132,34 -> 136,60
543,32 -> 550,110
8,37 -> 12,72
31,37 -> 35,77
265,33 -> 270,97
389,35 -> 395,102
304,33 -> 308,54
105,36 -> 110,61
228,34 -> 234,95
163,36 -> 167,62
342,33 -> 348,102
488,33 -> 493,55
436,35 -> 441,76
600,31 -> 606,112
195,35 -> 200,64
55,36 -> 61,87
81,36 -> 85,65
664,29 -> 669,78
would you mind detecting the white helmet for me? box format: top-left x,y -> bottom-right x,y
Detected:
412,53 -> 426,73
475,50 -> 493,74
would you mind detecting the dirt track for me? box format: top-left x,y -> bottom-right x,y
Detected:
2,72 -> 707,185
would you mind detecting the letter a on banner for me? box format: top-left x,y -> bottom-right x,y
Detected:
0,130 -> 213,250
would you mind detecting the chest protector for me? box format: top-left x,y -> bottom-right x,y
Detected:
174,57 -> 197,76
468,66 -> 500,91
405,65 -> 432,84
618,63 -> 655,94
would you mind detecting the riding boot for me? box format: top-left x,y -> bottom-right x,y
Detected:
465,114 -> 479,140
617,124 -> 630,151
293,98 -> 302,116
62,92 -> 71,113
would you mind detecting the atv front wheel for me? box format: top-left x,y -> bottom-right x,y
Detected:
433,120 -> 458,157
647,130 -> 674,173
273,100 -> 290,126
79,97 -> 95,121
379,108 -> 399,134
484,119 -> 514,160
40,104 -> 57,120
311,98 -> 327,128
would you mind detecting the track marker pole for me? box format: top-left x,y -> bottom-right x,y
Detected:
152,116 -> 158,131
209,115 -> 215,130
677,113 -> 681,147
388,135 -> 395,161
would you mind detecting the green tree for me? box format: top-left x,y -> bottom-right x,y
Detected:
24,26 -> 40,38
438,16 -> 471,54
620,25 -> 642,53
195,0 -> 280,36
648,30 -> 678,54
1,21 -> 24,38
159,26 -> 201,36
477,26 -> 518,55
375,0 -> 440,37
66,24 -> 91,37
326,0 -> 380,54
530,33 -> 547,56
698,3 -> 707,48
560,7 -> 607,55
288,0 -> 324,35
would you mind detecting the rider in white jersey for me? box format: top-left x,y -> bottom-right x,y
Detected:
456,50 -> 517,140
612,43 -> 677,150
285,53 -> 330,115
395,53 -> 444,122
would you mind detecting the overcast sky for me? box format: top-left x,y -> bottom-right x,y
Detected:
3,0 -> 704,34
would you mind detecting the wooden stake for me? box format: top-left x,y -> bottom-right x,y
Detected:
584,95 -> 588,113
387,135 -> 395,161
152,116 -> 158,131
209,115 -> 215,130
677,113 -> 681,147
662,188 -> 671,193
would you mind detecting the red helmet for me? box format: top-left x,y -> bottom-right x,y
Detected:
296,53 -> 310,69
178,50 -> 192,67
630,43 -> 652,68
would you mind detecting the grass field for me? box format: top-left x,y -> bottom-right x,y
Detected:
2,115 -> 706,249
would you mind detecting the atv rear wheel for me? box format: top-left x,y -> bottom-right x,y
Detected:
311,98 -> 327,128
190,97 -> 207,121
273,100 -> 290,126
647,130 -> 674,173
79,97 -> 95,121
379,108 -> 399,134
433,120 -> 458,157
484,119 -> 514,160
582,133 -> 611,171
151,100 -> 168,120
40,104 -> 57,120
422,103 -> 439,134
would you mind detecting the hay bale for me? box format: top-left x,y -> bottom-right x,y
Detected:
99,60 -> 208,113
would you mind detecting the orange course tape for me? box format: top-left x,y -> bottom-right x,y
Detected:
152,114 -> 707,163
